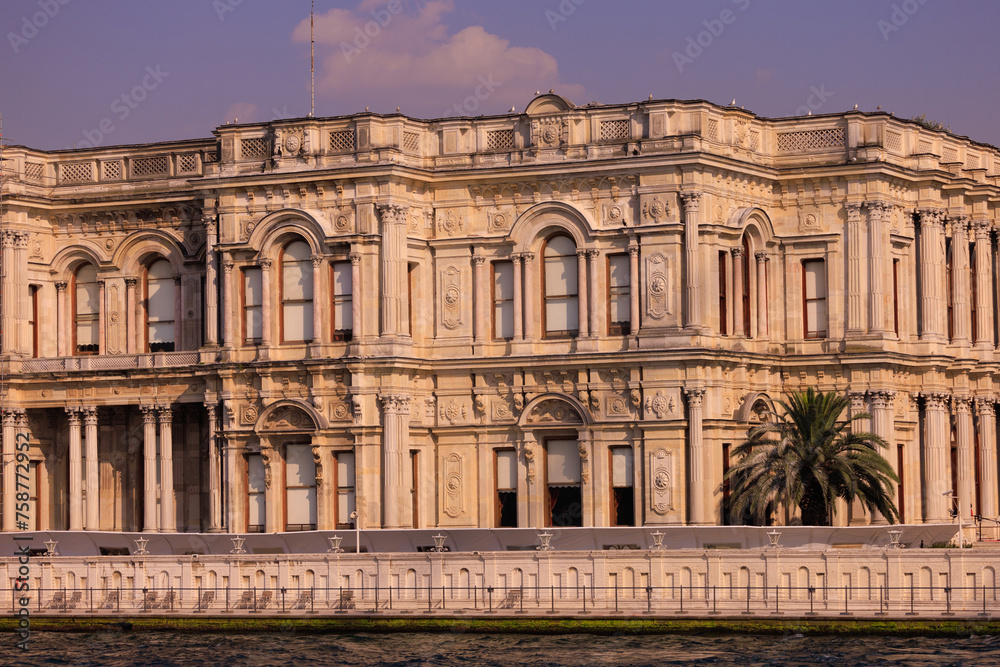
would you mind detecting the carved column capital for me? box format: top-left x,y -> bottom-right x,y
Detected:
64,407 -> 81,425
257,258 -> 273,271
140,405 -> 158,424
511,253 -> 523,266
679,192 -> 701,213
82,407 -> 98,426
157,406 -> 173,423
865,200 -> 892,218
849,391 -> 868,411
472,255 -> 486,267
754,251 -> 769,263
731,247 -> 744,259
310,254 -> 324,268
222,259 -> 235,275
684,387 -> 706,406
377,204 -> 408,225
586,249 -> 600,260
124,277 -> 138,288
952,395 -> 972,413
55,281 -> 68,292
522,251 -> 535,261
628,246 -> 639,257
379,393 -> 411,415
920,392 -> 951,410
349,252 -> 362,266
917,208 -> 946,228
868,390 -> 896,410
975,396 -> 996,417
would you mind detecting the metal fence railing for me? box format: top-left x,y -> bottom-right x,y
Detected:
10,582 -> 1000,617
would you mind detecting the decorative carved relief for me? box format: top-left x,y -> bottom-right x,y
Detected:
578,442 -> 590,484
524,399 -> 583,425
531,117 -> 568,148
262,405 -> 314,431
436,209 -> 464,236
488,209 -> 510,232
607,395 -> 628,417
241,405 -> 258,425
492,398 -> 514,421
440,265 -> 462,330
641,196 -> 668,222
330,402 -> 351,421
352,395 -> 363,423
443,453 -> 464,518
261,447 -> 273,491
440,400 -> 467,424
522,442 -> 536,483
651,448 -> 673,515
645,252 -> 669,319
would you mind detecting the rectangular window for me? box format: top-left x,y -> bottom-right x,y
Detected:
26,460 -> 38,530
546,439 -> 582,527
970,243 -> 977,340
897,444 -> 905,524
892,258 -> 900,337
333,451 -> 356,528
608,254 -> 630,335
285,444 -> 316,531
722,442 -> 733,525
29,285 -> 39,358
410,450 -> 419,528
495,449 -> 518,527
408,263 -> 416,338
492,261 -> 514,340
246,454 -> 265,532
242,267 -> 262,343
946,237 -> 954,341
609,446 -> 634,526
718,251 -> 728,335
803,259 -> 828,339
74,277 -> 99,355
544,252 -> 579,337
331,261 -> 353,341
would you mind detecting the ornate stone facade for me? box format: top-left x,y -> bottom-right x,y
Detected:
1,93 -> 999,538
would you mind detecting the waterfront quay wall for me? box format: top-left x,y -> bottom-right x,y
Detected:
5,548 -> 1000,618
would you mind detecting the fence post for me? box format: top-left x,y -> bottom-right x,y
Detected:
807,586 -> 815,615
550,585 -> 556,614
117,585 -> 121,614
981,585 -> 989,617
645,586 -> 652,614
281,588 -> 286,613
142,587 -> 147,613
841,584 -> 849,616
582,583 -> 587,614
907,580 -> 916,615
772,585 -> 780,615
679,585 -> 684,614
442,585 -> 446,611
711,585 -> 718,615
944,586 -> 953,615
428,580 -> 432,613
487,586 -> 493,613
614,581 -> 619,613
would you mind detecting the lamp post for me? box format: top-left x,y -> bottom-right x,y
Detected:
230,535 -> 247,555
350,510 -> 360,554
943,490 -> 964,549
43,540 -> 58,556
650,530 -> 666,550
766,529 -> 782,548
431,534 -> 447,552
887,529 -> 903,549
536,531 -> 554,551
133,537 -> 149,556
327,535 -> 344,553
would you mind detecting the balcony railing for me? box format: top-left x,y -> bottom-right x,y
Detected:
22,351 -> 199,373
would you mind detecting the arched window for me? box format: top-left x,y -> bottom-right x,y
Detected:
73,263 -> 99,355
542,235 -> 578,337
145,259 -> 175,352
281,240 -> 313,342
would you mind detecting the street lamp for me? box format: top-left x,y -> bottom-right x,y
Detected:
230,535 -> 247,555
887,529 -> 903,549
942,490 -> 964,549
766,529 -> 782,548
43,540 -> 58,556
431,534 -> 447,552
350,510 -> 360,554
650,530 -> 666,550
133,537 -> 149,556
536,531 -> 554,551
327,535 -> 344,553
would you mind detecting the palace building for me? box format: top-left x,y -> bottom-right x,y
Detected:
0,92 -> 998,538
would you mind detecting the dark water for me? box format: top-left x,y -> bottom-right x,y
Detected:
5,631 -> 1000,666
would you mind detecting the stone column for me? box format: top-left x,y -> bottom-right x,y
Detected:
97,280 -> 107,355
918,210 -> 946,341
950,218 -> 971,345
158,407 -> 175,532
869,391 -> 896,525
867,201 -> 890,334
731,248 -> 745,337
685,388 -> 708,524
973,222 -> 993,348
141,406 -> 158,532
204,219 -> 219,346
522,252 -> 535,340
628,246 -> 640,335
258,258 -> 273,347
311,254 -> 325,344
680,193 -> 702,329
66,408 -> 83,531
472,255 -> 487,344
221,259 -> 234,348
84,408 -> 99,530
124,278 -> 137,354
350,252 -> 362,340
173,276 -> 183,350
0,232 -> 15,354
754,252 -> 769,338
14,232 -> 29,355
512,254 -> 523,341
379,393 -> 410,528
206,404 -> 222,532
975,398 -> 998,535
588,250 -> 600,337
846,203 -> 866,334
953,396 -> 974,524
922,393 -> 950,522
55,281 -> 68,357
378,204 -> 409,336
848,391 -> 870,525
224,438 -> 238,532
1,410 -> 17,530
576,251 -> 589,338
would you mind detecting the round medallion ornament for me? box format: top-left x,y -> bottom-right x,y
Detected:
284,134 -> 301,153
649,274 -> 666,296
445,403 -> 461,421
444,285 -> 460,306
447,473 -> 461,493
332,403 -> 349,420
542,126 -> 558,144
653,470 -> 670,490
608,205 -> 622,221
649,198 -> 666,219
491,213 -> 507,230
335,214 -> 350,231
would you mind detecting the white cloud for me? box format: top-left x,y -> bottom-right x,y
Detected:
292,0 -> 584,117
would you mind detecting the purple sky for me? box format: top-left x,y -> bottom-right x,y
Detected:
1,0 -> 997,151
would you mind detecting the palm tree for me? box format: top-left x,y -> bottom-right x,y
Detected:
724,388 -> 899,526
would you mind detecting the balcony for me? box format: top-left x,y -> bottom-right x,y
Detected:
21,351 -> 200,374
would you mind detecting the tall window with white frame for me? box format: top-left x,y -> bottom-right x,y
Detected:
242,266 -> 262,344
145,259 -> 175,352
281,240 -> 314,343
246,454 -> 266,532
609,446 -> 634,526
607,253 -> 630,335
542,235 -> 579,338
73,263 -> 99,355
284,443 -> 317,531
29,285 -> 39,357
332,451 -> 356,529
492,260 -> 514,340
330,261 -> 353,341
495,449 -> 518,527
802,259 -> 828,339
546,438 -> 582,526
